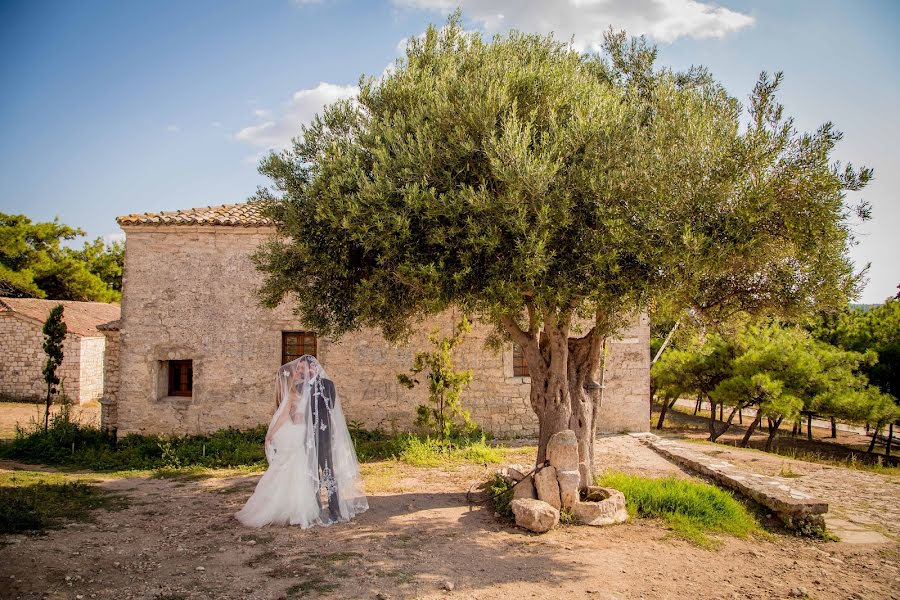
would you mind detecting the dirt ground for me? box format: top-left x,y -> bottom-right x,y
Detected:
2,435 -> 898,600
0,402 -> 101,439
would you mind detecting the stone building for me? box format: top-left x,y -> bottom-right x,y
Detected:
104,203 -> 650,437
0,297 -> 120,404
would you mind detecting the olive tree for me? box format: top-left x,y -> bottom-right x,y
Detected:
251,15 -> 871,471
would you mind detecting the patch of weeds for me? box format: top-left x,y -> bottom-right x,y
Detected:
487,472 -> 514,520
245,549 -> 279,568
0,475 -> 129,533
778,463 -> 801,478
239,533 -> 274,545
597,471 -> 760,548
285,578 -> 340,597
559,508 -> 577,525
386,570 -> 416,584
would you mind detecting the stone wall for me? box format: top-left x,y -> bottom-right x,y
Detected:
0,314 -> 88,403
116,225 -> 650,437
99,328 -> 120,431
78,337 -> 105,402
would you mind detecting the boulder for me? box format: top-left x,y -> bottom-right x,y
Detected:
557,469 -> 581,511
547,430 -> 579,472
511,498 -> 560,533
512,474 -> 536,500
506,464 -> 529,482
573,487 -> 628,526
533,465 -> 561,509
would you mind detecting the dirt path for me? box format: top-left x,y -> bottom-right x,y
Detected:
2,437 -> 899,600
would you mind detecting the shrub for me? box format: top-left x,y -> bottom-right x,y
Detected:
487,472 -> 514,519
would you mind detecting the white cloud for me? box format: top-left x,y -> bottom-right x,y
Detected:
165,124 -> 180,133
253,109 -> 272,118
234,82 -> 358,149
103,232 -> 125,244
393,0 -> 754,46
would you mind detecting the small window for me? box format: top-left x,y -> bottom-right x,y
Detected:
282,331 -> 317,365
512,344 -> 529,377
168,360 -> 193,396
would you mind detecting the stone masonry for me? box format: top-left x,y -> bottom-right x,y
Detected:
111,204 -> 651,437
1,298 -> 118,404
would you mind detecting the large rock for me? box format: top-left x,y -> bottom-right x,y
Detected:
557,469 -> 581,511
512,474 -> 536,500
573,486 -> 628,526
533,464 -> 561,509
547,430 -> 579,472
506,464 -> 528,482
511,498 -> 560,533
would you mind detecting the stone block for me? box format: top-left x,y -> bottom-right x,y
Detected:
547,430 -> 579,471
533,464 -> 560,509
512,475 -> 536,500
557,469 -> 580,511
511,498 -> 559,533
573,487 -> 628,526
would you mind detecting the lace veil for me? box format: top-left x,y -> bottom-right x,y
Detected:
265,354 -> 369,521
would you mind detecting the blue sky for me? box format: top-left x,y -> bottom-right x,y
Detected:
1,0 -> 897,303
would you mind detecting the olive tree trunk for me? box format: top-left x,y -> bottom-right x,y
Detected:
501,305 -> 608,475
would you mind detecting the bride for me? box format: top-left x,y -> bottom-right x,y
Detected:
235,354 -> 368,528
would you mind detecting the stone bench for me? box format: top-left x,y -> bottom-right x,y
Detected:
631,433 -> 828,533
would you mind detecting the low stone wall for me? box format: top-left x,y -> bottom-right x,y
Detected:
633,433 -> 828,532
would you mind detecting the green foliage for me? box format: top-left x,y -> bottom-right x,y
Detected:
0,470 -> 128,534
397,316 -> 475,442
0,213 -> 122,301
68,236 -> 125,293
1,414 -> 268,471
597,471 -> 759,547
251,13 -> 869,353
396,432 -> 504,467
812,300 -> 900,421
487,472 -> 514,519
653,319 -> 898,441
41,304 -> 67,432
1,414 -> 501,471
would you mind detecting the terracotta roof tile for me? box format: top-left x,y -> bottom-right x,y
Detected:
116,202 -> 273,227
0,297 -> 121,337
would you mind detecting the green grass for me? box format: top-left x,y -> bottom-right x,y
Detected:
0,470 -> 128,534
397,433 -> 506,467
0,414 -> 268,471
597,471 -> 760,548
0,411 -> 505,476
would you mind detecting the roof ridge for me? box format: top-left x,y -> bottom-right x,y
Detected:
116,201 -> 274,227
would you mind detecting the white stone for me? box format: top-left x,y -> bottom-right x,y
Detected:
557,469 -> 581,511
547,430 -> 579,471
573,487 -> 628,527
533,465 -> 561,510
511,498 -> 560,533
512,475 -> 536,500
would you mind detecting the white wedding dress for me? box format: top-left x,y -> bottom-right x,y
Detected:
235,355 -> 368,528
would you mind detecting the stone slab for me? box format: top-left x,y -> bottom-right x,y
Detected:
632,433 -> 828,532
